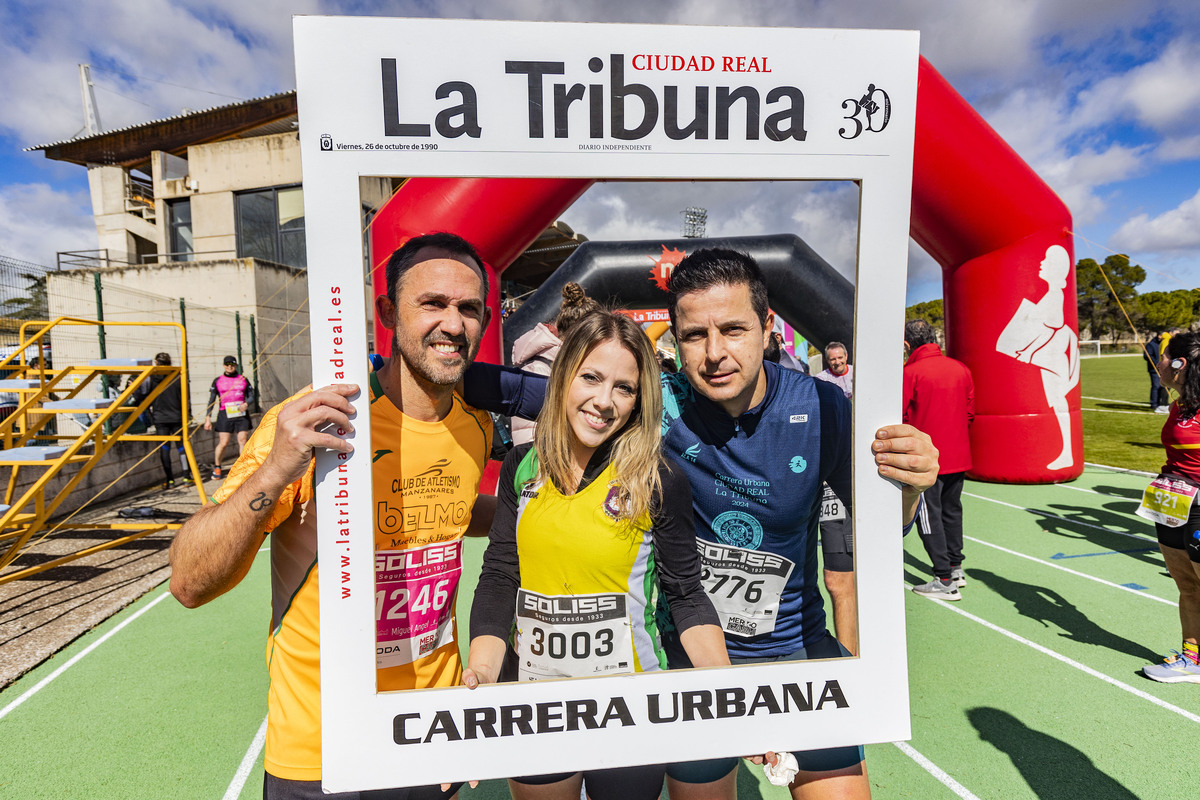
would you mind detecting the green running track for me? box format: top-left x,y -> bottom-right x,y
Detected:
1,464 -> 1197,799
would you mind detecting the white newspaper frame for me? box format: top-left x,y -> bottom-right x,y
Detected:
295,16 -> 918,792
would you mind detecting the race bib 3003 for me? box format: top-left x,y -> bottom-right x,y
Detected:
516,589 -> 634,681
697,540 -> 795,639
1137,476 -> 1198,528
374,541 -> 462,668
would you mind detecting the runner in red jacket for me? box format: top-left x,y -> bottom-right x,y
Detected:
903,319 -> 975,600
1138,331 -> 1200,683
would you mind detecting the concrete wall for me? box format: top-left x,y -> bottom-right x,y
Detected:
152,131 -> 304,261
254,263 -> 311,404
83,130 -> 394,276
185,132 -> 303,194
46,259 -> 310,410
86,165 -> 156,264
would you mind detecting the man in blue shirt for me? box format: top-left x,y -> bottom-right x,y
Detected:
657,249 -> 933,800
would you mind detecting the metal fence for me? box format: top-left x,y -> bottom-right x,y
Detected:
0,254 -> 51,323
0,253 -> 311,430
1078,339 -> 1145,358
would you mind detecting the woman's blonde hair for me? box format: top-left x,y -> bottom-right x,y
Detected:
534,310 -> 663,525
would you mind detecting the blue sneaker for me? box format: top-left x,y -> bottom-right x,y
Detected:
1143,652 -> 1200,684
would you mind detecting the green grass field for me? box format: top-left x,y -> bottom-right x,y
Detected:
1079,354 -> 1167,473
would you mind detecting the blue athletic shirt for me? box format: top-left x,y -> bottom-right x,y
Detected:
658,360 -> 852,657
465,359 -> 853,658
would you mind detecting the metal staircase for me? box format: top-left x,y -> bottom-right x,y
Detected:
0,318 -> 206,584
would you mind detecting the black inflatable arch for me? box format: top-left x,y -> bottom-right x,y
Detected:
502,233 -> 854,363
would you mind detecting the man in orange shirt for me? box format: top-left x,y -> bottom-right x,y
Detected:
170,233 -> 497,800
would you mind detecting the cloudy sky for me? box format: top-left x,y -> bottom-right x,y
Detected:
2,0 -> 1198,303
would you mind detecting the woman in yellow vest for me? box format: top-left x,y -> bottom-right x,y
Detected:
466,309 -> 728,800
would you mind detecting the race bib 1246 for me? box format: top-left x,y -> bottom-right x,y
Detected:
374,540 -> 462,668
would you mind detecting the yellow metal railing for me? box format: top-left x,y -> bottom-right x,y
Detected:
0,318 -> 206,583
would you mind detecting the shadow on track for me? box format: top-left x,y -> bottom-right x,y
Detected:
968,568 -> 1161,663
1091,484 -> 1142,501
1030,503 -> 1162,570
968,707 -> 1139,799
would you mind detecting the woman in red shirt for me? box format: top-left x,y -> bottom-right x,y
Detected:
1141,331 -> 1200,683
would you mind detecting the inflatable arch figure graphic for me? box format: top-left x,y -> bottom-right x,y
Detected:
369,58 -> 1079,485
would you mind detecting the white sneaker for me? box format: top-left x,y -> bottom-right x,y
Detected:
950,567 -> 966,588
912,578 -> 961,601
1155,406 -> 1170,414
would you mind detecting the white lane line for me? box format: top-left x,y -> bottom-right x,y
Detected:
962,536 -> 1173,606
1082,395 -> 1148,405
1084,462 -> 1155,477
222,714 -> 268,800
0,544 -> 271,724
1082,407 -> 1157,415
909,587 -> 1200,725
892,741 -> 981,800
1055,483 -> 1115,495
0,591 -> 171,721
963,492 -> 1155,544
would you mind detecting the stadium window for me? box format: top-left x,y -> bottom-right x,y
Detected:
166,198 -> 193,262
236,185 -> 306,268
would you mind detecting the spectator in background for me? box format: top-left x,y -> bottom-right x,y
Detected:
203,356 -> 255,480
1157,328 -> 1185,410
768,333 -> 857,650
763,331 -> 783,365
815,341 -> 853,398
509,282 -> 599,445
658,350 -> 678,374
770,318 -> 809,374
1162,328 -> 1179,357
1145,331 -> 1169,413
132,352 -> 190,489
903,319 -> 975,601
1139,331 -> 1200,683
0,347 -> 22,423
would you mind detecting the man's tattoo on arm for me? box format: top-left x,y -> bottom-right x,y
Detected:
249,492 -> 273,512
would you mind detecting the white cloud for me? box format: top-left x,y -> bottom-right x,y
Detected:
0,0 -> 311,146
907,240 -> 943,287
1111,187 -> 1200,252
1037,142 -> 1149,224
1079,38 -> 1200,134
1157,134 -> 1200,162
972,84 -> 1148,225
559,181 -> 860,280
0,183 -> 97,268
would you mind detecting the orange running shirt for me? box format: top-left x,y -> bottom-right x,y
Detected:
213,376 -> 491,781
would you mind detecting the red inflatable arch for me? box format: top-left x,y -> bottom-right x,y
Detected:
911,57 -> 1079,483
370,58 -> 1080,485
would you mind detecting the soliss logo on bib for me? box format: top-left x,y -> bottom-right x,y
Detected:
713,510 -> 763,549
